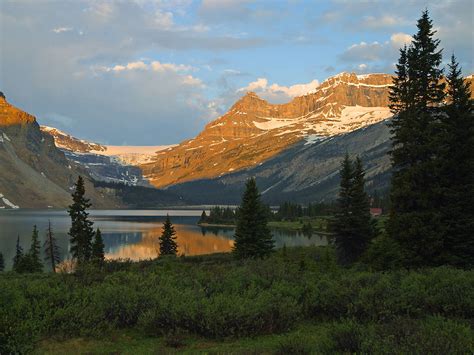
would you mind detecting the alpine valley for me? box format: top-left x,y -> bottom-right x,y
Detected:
1,73 -> 472,208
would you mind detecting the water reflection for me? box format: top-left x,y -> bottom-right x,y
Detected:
105,225 -> 234,260
0,209 -> 327,269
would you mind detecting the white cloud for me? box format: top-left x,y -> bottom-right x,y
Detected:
360,15 -> 407,29
390,33 -> 413,48
98,60 -> 195,74
238,78 -> 320,103
340,32 -> 412,63
150,61 -> 194,72
52,27 -> 73,33
154,9 -> 174,29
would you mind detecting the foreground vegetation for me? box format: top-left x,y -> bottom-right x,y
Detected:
1,246 -> 473,354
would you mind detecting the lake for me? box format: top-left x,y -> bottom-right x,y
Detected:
0,209 -> 328,269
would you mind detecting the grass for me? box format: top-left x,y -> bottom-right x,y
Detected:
36,323 -> 330,354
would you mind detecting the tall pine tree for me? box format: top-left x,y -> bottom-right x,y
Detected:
27,225 -> 43,272
439,55 -> 473,267
68,176 -> 95,264
388,10 -> 446,267
92,228 -> 105,265
233,177 -> 274,258
44,220 -> 60,273
332,154 -> 354,265
332,155 -> 374,265
0,252 -> 4,272
159,215 -> 178,256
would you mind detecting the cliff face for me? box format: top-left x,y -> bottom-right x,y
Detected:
140,73 -> 394,187
0,95 -> 120,208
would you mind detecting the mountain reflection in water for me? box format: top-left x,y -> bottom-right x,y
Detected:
0,210 -> 327,268
104,224 -> 234,260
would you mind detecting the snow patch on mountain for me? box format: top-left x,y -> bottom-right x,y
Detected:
0,193 -> 20,209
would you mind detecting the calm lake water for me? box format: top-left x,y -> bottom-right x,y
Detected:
0,209 -> 328,269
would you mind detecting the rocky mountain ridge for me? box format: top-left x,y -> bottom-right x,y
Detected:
0,93 -> 120,208
140,72 -> 394,187
41,126 -> 174,185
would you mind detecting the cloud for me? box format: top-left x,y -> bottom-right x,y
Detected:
359,15 -> 408,29
97,60 -> 195,74
339,32 -> 412,63
52,27 -> 73,33
390,32 -> 412,48
238,78 -> 320,103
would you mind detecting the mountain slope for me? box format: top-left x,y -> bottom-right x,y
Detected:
0,93 -> 120,208
141,73 -> 393,187
167,120 -> 392,204
41,126 -> 174,185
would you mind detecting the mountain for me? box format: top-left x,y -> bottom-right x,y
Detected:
0,92 -> 121,209
163,74 -> 474,204
140,73 -> 394,188
41,126 -> 174,186
167,120 -> 392,204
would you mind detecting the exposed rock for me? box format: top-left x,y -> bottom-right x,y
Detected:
0,95 -> 120,208
141,73 -> 394,187
41,125 -> 174,185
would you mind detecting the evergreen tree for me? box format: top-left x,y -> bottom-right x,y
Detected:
159,215 -> 178,256
68,176 -> 95,264
387,10 -> 446,267
12,235 -> 23,272
92,228 -> 105,265
332,155 -> 373,265
27,225 -> 43,272
332,154 -> 354,264
439,55 -> 474,267
198,210 -> 208,224
0,252 -> 4,272
233,177 -> 274,258
350,157 -> 375,252
44,220 -> 60,273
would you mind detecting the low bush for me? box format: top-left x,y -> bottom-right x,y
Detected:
1,246 -> 473,353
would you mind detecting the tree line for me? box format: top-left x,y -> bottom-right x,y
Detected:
331,10 -> 472,269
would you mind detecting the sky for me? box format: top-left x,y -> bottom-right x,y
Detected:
0,0 -> 472,145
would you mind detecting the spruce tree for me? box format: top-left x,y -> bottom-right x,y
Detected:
12,235 -> 23,272
332,155 -> 373,265
159,215 -> 178,256
92,228 -> 105,265
332,154 -> 354,265
439,55 -> 473,267
387,10 -> 446,267
198,210 -> 208,224
350,157 -> 375,253
0,252 -> 4,272
27,225 -> 43,272
233,177 -> 274,258
44,220 -> 60,273
68,176 -> 95,264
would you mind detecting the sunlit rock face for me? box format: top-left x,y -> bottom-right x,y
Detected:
141,73 -> 474,188
140,73 -> 395,188
0,94 -> 120,208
